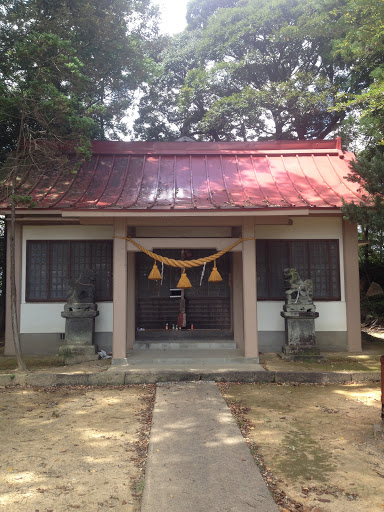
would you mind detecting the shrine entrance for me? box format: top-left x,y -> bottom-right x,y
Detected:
135,249 -> 232,335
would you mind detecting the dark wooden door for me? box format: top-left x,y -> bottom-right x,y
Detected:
136,249 -> 231,330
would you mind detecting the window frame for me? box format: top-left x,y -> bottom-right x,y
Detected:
256,239 -> 341,301
26,239 -> 113,302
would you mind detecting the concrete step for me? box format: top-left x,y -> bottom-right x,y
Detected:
133,340 -> 237,350
127,349 -> 259,366
135,330 -> 233,341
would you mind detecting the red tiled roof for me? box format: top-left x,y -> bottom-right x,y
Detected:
0,139 -> 366,212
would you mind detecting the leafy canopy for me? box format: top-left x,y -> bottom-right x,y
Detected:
0,0 -> 159,167
134,0 -> 351,141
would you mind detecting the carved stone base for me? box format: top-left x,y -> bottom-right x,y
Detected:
281,310 -> 321,358
60,301 -> 99,364
58,344 -> 99,365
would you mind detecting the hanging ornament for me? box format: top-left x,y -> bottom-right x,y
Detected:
177,268 -> 192,289
208,260 -> 223,282
148,260 -> 162,281
200,262 -> 206,286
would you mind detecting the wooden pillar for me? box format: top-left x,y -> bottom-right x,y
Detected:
112,218 -> 128,364
4,222 -> 22,355
232,252 -> 244,351
242,219 -> 259,359
127,251 -> 136,350
342,219 -> 362,352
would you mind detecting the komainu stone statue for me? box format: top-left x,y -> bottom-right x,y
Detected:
59,269 -> 99,364
282,268 -> 315,311
280,268 -> 322,360
66,269 -> 97,305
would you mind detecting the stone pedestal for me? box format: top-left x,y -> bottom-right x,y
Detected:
59,303 -> 99,364
281,309 -> 321,360
280,268 -> 323,361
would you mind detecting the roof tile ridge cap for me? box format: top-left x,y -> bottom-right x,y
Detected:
311,154 -> 342,206
108,154 -> 131,208
265,154 -> 293,207
71,155 -> 100,207
170,155 -> 176,209
220,155 -> 233,207
93,155 -> 116,208
129,155 -> 147,209
295,154 -> 325,207
326,153 -> 366,203
189,154 -> 197,209
250,155 -> 270,207
19,162 -> 48,199
280,155 -> 305,207
50,156 -> 95,208
235,154 -> 255,207
146,155 -> 162,209
2,162 -> 34,203
205,155 -> 221,208
32,163 -> 67,206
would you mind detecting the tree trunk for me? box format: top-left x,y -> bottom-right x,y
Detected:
10,185 -> 27,372
0,219 -> 5,337
10,111 -> 28,372
364,227 -> 369,267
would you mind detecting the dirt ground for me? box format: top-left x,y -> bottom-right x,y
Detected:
0,385 -> 155,512
220,382 -> 384,512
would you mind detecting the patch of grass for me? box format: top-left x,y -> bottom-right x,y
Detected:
291,357 -> 379,372
0,355 -> 65,372
274,429 -> 336,482
260,352 -> 381,372
133,479 -> 145,497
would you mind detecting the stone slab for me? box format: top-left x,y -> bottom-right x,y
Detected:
200,370 -> 275,383
56,374 -> 90,386
141,381 -> 279,512
0,370 -> 380,387
279,353 -> 325,362
351,372 -> 381,383
88,372 -> 125,386
274,372 -> 352,384
133,341 -> 237,350
26,373 -> 57,387
0,374 -> 19,386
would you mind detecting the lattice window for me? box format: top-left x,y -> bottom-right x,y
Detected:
256,239 -> 340,300
26,241 -> 48,300
26,240 -> 113,301
49,241 -> 69,299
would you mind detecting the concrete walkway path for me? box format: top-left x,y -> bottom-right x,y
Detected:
141,381 -> 279,512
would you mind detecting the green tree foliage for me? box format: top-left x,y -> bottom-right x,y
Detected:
0,0 -> 158,162
333,0 -> 384,124
134,0 -> 350,141
133,30 -> 203,140
186,0 -> 238,29
0,0 -> 158,369
336,0 -> 384,264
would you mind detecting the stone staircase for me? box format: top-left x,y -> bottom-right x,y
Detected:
130,331 -> 258,366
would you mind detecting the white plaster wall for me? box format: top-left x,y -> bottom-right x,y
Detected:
255,216 -> 347,331
19,219 -> 346,334
21,225 -> 113,334
20,303 -> 113,333
257,302 -> 347,332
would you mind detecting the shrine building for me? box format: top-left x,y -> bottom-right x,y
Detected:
0,138 -> 364,364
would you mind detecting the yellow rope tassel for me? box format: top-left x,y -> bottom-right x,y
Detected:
148,261 -> 162,281
208,260 -> 222,282
177,269 -> 192,289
